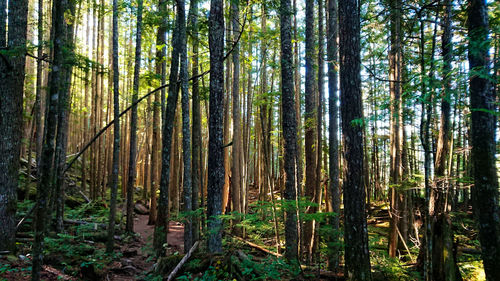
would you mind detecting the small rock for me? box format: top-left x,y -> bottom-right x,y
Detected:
134,203 -> 149,215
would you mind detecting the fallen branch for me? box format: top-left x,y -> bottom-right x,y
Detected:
233,236 -> 282,257
16,204 -> 36,231
167,241 -> 200,281
63,219 -> 107,229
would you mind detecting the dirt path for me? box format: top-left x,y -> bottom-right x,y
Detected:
109,215 -> 184,280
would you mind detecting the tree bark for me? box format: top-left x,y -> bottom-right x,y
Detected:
339,0 -> 372,279
207,0 -> 225,253
327,0 -> 340,270
154,0 -> 182,255
126,0 -> 144,234
0,0 -> 28,254
280,0 -> 299,263
304,0 -> 317,261
468,0 -> 500,279
178,0 -> 193,252
188,0 -> 201,242
32,0 -> 70,277
231,0 -> 243,236
106,0 -> 121,254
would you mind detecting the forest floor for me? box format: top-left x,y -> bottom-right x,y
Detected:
0,190 -> 486,281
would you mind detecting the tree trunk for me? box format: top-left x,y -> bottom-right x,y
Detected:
0,0 -> 28,254
32,0 -> 71,277
280,0 -> 299,263
207,0 -> 225,253
304,0 -> 317,261
339,0 -> 372,279
468,0 -> 500,279
106,0 -> 121,254
148,0 -> 167,226
388,0 -> 403,258
327,0 -> 340,271
231,0 -> 243,236
178,0 -> 193,252
154,1 -> 182,255
126,0 -> 144,234
188,0 -> 201,242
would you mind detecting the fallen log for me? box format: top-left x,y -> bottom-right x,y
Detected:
233,236 -> 282,257
167,241 -> 200,281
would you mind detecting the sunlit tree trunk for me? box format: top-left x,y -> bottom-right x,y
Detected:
207,0 -> 225,253
126,0 -> 144,234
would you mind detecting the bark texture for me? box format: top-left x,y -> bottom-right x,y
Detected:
0,0 -> 28,253
280,0 -> 299,263
468,0 -> 500,279
207,0 -> 225,253
339,0 -> 372,279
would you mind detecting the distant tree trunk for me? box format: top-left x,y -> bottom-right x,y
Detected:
0,0 -> 28,254
32,0 -> 71,277
304,0 -> 317,261
280,0 -> 299,263
207,0 -> 225,253
339,0 -> 372,279
54,0 -> 76,233
327,0 -> 340,270
231,0 -> 243,236
154,0 -> 181,255
314,0 -> 325,262
468,0 -> 500,279
388,0 -> 403,258
126,0 -> 144,234
293,0 -> 303,197
106,0 -> 121,254
188,0 -> 201,242
34,0 -> 44,166
148,0 -> 167,226
178,0 -> 193,252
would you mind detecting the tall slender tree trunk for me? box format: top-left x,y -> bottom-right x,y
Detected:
468,0 -> 500,279
388,0 -> 403,258
54,0 -> 76,233
106,0 -> 121,254
188,0 -> 201,242
207,0 -> 225,253
32,0 -> 70,277
280,0 -> 299,263
148,0 -> 167,226
231,0 -> 243,236
0,0 -> 28,254
430,1 -> 461,279
154,0 -> 182,255
178,0 -> 193,252
327,0 -> 340,270
339,0 -> 372,279
304,0 -> 317,261
126,0 -> 144,233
